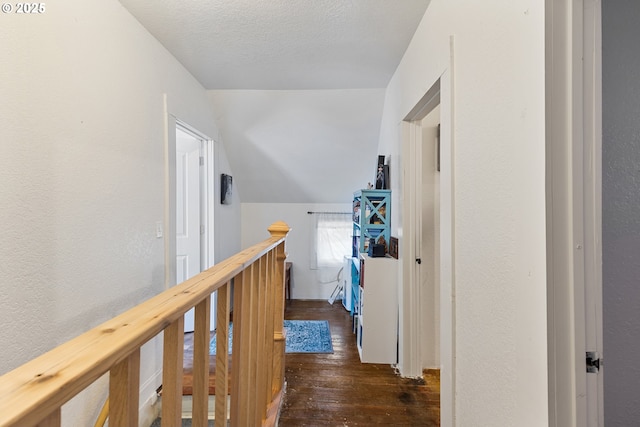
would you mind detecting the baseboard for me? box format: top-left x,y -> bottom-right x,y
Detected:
180,395 -> 220,419
139,370 -> 162,427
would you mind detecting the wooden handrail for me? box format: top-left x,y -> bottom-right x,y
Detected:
0,221 -> 290,427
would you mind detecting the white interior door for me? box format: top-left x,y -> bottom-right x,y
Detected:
176,128 -> 201,332
419,109 -> 441,369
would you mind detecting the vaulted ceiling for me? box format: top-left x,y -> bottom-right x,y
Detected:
119,0 -> 431,202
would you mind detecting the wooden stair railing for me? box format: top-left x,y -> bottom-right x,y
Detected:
0,221 -> 290,427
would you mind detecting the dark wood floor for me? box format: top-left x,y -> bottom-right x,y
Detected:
181,300 -> 440,426
182,331 -> 217,396
279,300 -> 440,426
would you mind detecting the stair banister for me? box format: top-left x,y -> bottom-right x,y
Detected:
0,221 -> 290,427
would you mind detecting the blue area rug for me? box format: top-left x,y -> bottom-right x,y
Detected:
210,320 -> 333,354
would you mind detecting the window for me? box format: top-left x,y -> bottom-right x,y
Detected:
310,213 -> 351,269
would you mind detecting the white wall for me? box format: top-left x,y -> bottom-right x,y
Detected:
0,1 -> 239,426
215,141 -> 242,262
241,203 -> 351,300
208,89 -> 384,204
378,1 -> 547,425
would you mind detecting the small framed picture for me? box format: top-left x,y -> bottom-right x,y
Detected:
375,155 -> 386,189
389,236 -> 399,259
221,174 -> 233,204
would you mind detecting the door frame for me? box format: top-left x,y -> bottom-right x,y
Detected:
164,103 -> 217,331
400,57 -> 456,426
546,0 -> 603,425
165,114 -> 215,288
176,120 -> 215,274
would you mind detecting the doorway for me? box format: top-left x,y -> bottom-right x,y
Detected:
400,69 -> 455,426
175,124 -> 216,332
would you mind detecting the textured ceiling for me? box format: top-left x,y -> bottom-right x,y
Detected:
118,0 -> 431,89
117,0 -> 431,203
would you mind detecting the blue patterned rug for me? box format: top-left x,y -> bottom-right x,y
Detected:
210,320 -> 333,354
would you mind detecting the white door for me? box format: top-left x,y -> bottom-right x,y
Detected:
418,110 -> 441,369
176,129 -> 201,332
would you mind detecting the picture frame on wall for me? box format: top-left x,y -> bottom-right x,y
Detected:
389,236 -> 399,259
221,173 -> 233,204
375,155 -> 386,189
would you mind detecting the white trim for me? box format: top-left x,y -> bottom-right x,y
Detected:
439,62 -> 456,427
400,55 -> 456,425
546,1 -> 603,425
582,2 -> 603,425
163,96 -> 176,290
138,369 -> 162,427
173,119 -> 215,272
174,119 -> 214,272
199,138 -> 216,271
167,113 -> 217,331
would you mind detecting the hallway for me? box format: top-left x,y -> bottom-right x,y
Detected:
279,300 -> 440,426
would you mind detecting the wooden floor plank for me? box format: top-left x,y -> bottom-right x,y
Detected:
181,299 -> 440,426
279,300 -> 440,427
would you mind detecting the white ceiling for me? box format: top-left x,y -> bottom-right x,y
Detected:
118,0 -> 431,202
208,89 -> 386,203
118,0 -> 431,90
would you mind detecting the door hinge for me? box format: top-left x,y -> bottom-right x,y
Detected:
200,225 -> 205,235
586,351 -> 601,373
199,156 -> 204,166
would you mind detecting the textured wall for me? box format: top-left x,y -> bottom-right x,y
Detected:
377,0 -> 547,425
602,1 -> 640,424
0,1 -> 239,425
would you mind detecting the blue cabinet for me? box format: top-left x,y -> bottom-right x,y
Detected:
352,189 -> 391,256
341,255 -> 362,317
346,189 -> 391,317
341,256 -> 352,311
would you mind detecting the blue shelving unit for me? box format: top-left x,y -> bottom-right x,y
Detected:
346,189 -> 391,319
352,189 -> 391,256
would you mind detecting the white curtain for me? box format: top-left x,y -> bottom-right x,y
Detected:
309,213 -> 351,274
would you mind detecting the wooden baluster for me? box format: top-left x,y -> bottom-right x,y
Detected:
247,262 -> 260,425
0,224 -> 292,427
162,317 -> 184,427
230,270 -> 249,427
255,255 -> 268,425
268,223 -> 289,400
34,408 -> 61,427
262,249 -> 278,425
109,349 -> 140,427
193,296 -> 211,426
215,282 -> 231,427
263,250 -> 275,406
